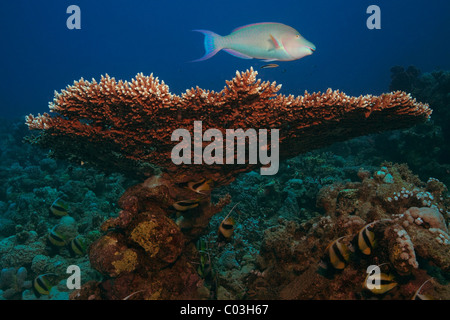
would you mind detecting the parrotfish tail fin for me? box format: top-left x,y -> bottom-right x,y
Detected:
192,30 -> 223,62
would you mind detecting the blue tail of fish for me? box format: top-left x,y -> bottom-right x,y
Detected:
192,30 -> 222,62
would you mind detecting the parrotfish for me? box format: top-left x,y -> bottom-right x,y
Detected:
193,22 -> 315,62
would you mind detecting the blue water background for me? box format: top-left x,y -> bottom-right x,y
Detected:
1,0 -> 449,118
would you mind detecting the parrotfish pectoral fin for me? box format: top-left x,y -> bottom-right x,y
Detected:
223,49 -> 253,59
192,29 -> 222,62
269,34 -> 283,50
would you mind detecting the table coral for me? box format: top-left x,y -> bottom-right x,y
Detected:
26,68 -> 431,185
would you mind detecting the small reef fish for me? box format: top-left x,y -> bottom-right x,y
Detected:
47,227 -> 67,247
33,274 -> 57,297
319,236 -> 351,271
364,272 -> 398,295
354,222 -> 376,255
219,217 -> 235,240
218,202 -> 239,240
49,198 -> 69,217
193,22 -> 315,62
172,199 -> 200,211
196,238 -> 208,254
260,63 -> 279,69
188,178 -> 213,195
412,278 -> 434,300
196,239 -> 212,278
68,236 -> 87,256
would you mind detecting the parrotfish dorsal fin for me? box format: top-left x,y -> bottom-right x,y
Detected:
231,22 -> 279,33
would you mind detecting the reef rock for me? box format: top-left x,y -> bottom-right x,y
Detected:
248,163 -> 450,299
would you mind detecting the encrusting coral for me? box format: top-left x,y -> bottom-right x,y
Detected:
25,69 -> 434,299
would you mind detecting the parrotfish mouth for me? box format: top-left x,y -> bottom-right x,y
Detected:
306,46 -> 315,52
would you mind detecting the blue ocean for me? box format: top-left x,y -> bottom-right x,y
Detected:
0,0 -> 449,305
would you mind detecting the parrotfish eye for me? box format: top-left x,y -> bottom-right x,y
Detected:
296,34 -> 300,38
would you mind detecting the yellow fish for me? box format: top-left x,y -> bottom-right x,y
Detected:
187,178 -> 213,195
319,236 -> 350,271
172,199 -> 200,211
47,227 -> 67,247
68,235 -> 87,256
219,217 -> 235,240
33,273 -> 58,297
354,222 -> 376,255
49,198 -> 69,217
364,272 -> 397,295
218,202 -> 239,240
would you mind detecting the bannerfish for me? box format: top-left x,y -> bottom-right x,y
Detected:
219,216 -> 235,240
49,198 -> 69,217
172,199 -> 200,211
68,235 -> 87,256
218,202 -> 240,240
33,274 -> 58,297
364,272 -> 398,295
319,236 -> 351,271
353,222 -> 376,255
47,227 -> 67,247
188,178 -> 213,195
193,22 -> 315,62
